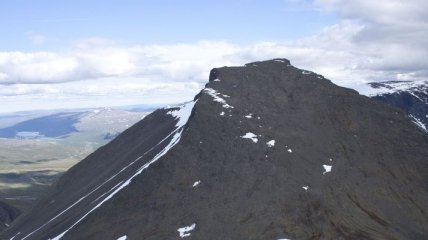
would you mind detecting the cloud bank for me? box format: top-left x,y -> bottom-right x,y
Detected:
1,0 -> 427,112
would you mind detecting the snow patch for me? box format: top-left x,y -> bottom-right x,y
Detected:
192,181 -> 201,187
410,115 -> 427,132
117,236 -> 127,240
356,80 -> 428,97
213,78 -> 221,82
167,101 -> 196,127
178,223 -> 196,238
287,149 -> 292,153
204,88 -> 234,109
220,111 -> 225,116
241,132 -> 258,143
10,232 -> 21,240
244,113 -> 253,119
323,165 -> 332,175
266,140 -> 275,147
302,186 -> 309,191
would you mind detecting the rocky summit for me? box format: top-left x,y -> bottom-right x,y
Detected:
3,59 -> 428,240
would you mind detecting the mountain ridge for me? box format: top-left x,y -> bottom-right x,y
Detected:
3,59 -> 428,240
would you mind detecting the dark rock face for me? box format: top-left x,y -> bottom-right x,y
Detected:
368,81 -> 428,132
3,59 -> 428,240
0,201 -> 20,232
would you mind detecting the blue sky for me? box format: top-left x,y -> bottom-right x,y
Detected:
0,0 -> 427,113
0,0 -> 336,51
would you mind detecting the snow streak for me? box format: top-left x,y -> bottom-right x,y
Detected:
17,101 -> 196,240
204,88 -> 234,109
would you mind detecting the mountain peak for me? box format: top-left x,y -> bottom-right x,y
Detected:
209,58 -> 292,82
3,59 -> 428,240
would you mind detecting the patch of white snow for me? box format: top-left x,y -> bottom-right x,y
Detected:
167,101 -> 196,127
192,181 -> 201,187
204,88 -> 234,109
241,132 -> 258,143
323,165 -> 332,175
356,80 -> 428,97
266,140 -> 275,147
410,115 -> 427,132
178,223 -> 196,238
117,236 -> 127,240
10,232 -> 21,240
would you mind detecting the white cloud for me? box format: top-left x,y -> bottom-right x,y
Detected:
0,40 -> 240,85
1,0 -> 427,112
312,0 -> 428,84
0,72 -> 8,80
0,52 -> 78,84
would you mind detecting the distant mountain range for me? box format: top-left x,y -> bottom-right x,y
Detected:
0,112 -> 82,138
0,107 -> 150,226
3,59 -> 427,240
0,107 -> 153,139
364,80 -> 428,132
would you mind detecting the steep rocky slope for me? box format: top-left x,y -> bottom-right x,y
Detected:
3,59 -> 428,240
0,201 -> 20,232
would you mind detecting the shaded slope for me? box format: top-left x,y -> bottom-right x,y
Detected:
0,201 -> 20,232
2,105 -> 193,239
4,59 -> 428,240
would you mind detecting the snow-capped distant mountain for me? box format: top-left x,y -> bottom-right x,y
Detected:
360,80 -> 428,132
3,60 -> 428,240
